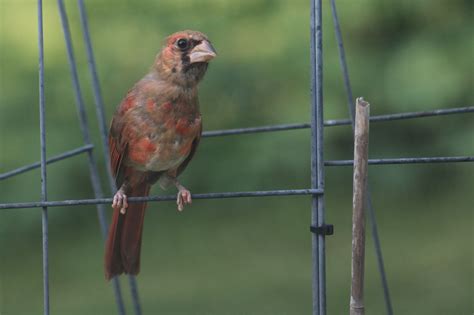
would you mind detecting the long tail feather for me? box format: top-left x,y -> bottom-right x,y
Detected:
105,183 -> 150,280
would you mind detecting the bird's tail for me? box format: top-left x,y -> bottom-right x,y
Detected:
105,183 -> 150,280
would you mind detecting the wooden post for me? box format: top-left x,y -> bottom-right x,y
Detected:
350,97 -> 370,315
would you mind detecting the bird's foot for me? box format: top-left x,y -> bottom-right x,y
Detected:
176,187 -> 192,212
112,189 -> 128,214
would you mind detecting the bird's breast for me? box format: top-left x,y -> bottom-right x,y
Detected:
127,103 -> 201,172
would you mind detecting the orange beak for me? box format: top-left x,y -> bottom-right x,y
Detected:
189,40 -> 217,64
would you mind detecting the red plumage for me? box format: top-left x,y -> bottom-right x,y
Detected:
105,182 -> 149,278
104,30 -> 216,280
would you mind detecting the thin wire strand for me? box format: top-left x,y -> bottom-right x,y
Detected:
0,145 -> 93,180
77,0 -> 116,193
310,0 -> 326,313
355,106 -> 473,124
57,1 -> 128,314
202,106 -> 474,137
2,106 -> 471,183
325,156 -> 474,166
0,189 -> 324,210
76,1 -> 141,313
310,1 -> 320,313
37,0 -> 49,314
329,0 -> 393,313
1,155 -> 472,211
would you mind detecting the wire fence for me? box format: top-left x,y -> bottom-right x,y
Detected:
1,0 -> 473,315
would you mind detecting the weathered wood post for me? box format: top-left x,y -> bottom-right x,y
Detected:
350,97 -> 370,315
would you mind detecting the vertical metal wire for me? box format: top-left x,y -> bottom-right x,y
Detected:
365,197 -> 392,313
309,0 -> 319,313
37,0 -> 49,314
329,0 -> 394,314
76,1 -> 142,314
310,0 -> 326,314
127,276 -> 142,315
76,0 -> 115,192
56,1 -> 127,314
328,0 -> 354,121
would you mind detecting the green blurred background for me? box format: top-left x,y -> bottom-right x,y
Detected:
1,0 -> 473,314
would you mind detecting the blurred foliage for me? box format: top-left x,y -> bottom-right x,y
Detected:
0,0 -> 473,314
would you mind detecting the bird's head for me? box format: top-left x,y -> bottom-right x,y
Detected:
154,30 -> 217,87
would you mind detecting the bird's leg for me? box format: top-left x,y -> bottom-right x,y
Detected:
173,178 -> 192,212
112,184 -> 129,214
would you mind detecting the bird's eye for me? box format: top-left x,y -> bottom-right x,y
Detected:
176,38 -> 189,50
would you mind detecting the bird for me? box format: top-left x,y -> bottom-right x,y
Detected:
104,30 -> 216,280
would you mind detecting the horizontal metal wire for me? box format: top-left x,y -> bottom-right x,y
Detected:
325,156 -> 474,166
203,123 -> 311,137
0,188 -> 323,210
202,106 -> 474,137
2,107 -> 471,182
0,144 -> 94,180
2,154 -> 472,210
355,106 -> 474,124
1,150 -> 470,187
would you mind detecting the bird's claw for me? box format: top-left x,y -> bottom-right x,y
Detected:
112,190 -> 128,214
176,188 -> 192,212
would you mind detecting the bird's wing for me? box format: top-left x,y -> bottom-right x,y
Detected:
176,123 -> 202,177
109,90 -> 137,188
109,126 -> 127,188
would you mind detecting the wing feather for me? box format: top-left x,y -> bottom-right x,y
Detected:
176,124 -> 202,176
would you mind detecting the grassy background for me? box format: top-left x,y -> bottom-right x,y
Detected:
0,0 -> 473,314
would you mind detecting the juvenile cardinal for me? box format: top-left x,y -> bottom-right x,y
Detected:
105,30 -> 216,280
